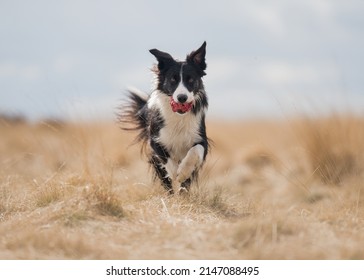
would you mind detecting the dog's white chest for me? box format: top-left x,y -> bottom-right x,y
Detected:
158,113 -> 202,162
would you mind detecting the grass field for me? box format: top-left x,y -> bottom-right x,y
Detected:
1,115 -> 364,259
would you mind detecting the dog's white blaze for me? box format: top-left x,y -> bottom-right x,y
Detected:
172,65 -> 194,104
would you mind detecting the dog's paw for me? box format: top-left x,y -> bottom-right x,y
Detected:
163,159 -> 178,181
178,187 -> 189,195
176,145 -> 204,183
176,154 -> 197,183
176,166 -> 193,184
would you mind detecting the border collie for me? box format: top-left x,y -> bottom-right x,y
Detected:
119,42 -> 209,194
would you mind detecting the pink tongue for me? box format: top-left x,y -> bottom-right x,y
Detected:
170,97 -> 193,113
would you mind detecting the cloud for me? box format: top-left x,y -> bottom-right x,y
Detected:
0,63 -> 17,77
204,57 -> 241,87
53,55 -> 76,74
110,64 -> 152,93
206,55 -> 340,91
62,94 -> 120,121
241,2 -> 286,37
257,60 -> 339,86
0,62 -> 43,82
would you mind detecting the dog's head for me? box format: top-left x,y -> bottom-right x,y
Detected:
150,42 -> 207,115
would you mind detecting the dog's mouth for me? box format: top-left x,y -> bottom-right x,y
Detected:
170,97 -> 193,114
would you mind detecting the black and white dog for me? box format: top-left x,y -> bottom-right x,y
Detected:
120,42 -> 209,194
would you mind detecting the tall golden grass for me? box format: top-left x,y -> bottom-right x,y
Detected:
297,115 -> 364,184
0,115 -> 364,259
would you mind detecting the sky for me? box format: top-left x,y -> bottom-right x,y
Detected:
0,0 -> 364,121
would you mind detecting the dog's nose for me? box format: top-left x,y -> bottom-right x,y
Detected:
177,94 -> 188,103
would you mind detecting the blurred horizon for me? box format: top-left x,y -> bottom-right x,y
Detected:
1,0 -> 364,121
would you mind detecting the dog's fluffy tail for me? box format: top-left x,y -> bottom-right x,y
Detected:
118,87 -> 149,147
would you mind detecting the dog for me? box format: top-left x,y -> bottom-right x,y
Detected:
119,42 -> 209,194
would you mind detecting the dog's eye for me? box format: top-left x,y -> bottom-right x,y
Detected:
171,75 -> 178,84
187,77 -> 194,84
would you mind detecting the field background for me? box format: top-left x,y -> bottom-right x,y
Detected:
1,115 -> 364,259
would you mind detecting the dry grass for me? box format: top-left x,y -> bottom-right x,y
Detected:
297,115 -> 364,184
1,115 -> 364,259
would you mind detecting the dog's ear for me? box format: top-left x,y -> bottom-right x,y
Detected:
186,41 -> 207,75
149,49 -> 174,71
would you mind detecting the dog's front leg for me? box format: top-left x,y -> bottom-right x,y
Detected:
176,144 -> 205,190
